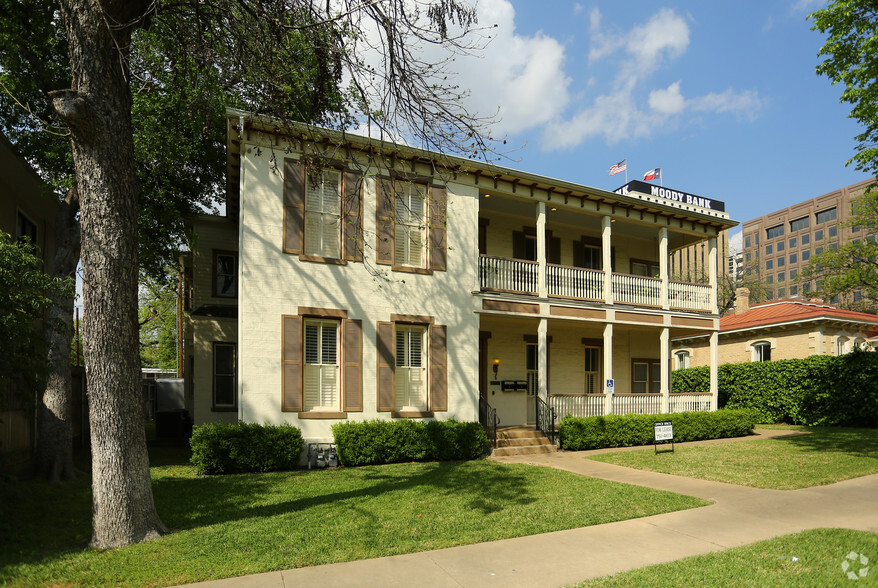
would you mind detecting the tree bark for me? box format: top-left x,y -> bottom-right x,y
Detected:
33,187 -> 81,483
52,0 -> 165,548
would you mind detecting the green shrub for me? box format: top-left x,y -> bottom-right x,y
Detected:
332,419 -> 488,466
190,422 -> 304,475
671,351 -> 878,426
558,409 -> 757,451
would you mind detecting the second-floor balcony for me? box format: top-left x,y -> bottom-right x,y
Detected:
479,255 -> 714,312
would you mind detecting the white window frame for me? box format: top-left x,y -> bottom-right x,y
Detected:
303,319 -> 340,411
213,251 -> 237,298
394,183 -> 427,268
304,168 -> 342,258
837,336 -> 849,356
751,341 -> 772,362
675,350 -> 691,370
395,324 -> 427,410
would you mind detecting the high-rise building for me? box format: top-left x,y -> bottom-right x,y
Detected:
740,178 -> 875,303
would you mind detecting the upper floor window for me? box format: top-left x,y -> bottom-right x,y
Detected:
816,207 -> 837,224
789,237 -> 797,248
376,178 -> 447,272
765,244 -> 773,255
213,251 -> 237,298
16,211 -> 37,247
789,252 -> 798,264
631,260 -> 660,277
777,240 -> 785,252
828,225 -> 838,238
790,217 -> 809,232
752,341 -> 771,362
815,229 -> 824,241
744,235 -> 752,248
394,182 -> 427,267
304,169 -> 342,258
801,233 -> 810,245
766,225 -> 784,239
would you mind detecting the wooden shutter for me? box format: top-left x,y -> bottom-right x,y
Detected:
343,319 -> 363,412
547,233 -> 561,265
344,171 -> 363,262
572,239 -> 585,268
376,179 -> 394,265
429,186 -> 447,271
430,324 -> 447,412
282,315 -> 303,412
512,231 -> 526,260
376,321 -> 395,411
283,160 -> 304,254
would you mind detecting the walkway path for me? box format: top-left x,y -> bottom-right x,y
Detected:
189,430 -> 878,587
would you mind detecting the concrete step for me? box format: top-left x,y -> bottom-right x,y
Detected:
497,436 -> 553,448
492,444 -> 557,457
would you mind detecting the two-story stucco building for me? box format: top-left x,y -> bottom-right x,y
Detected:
181,110 -> 738,445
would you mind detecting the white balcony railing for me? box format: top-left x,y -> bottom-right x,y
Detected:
479,256 -> 538,294
478,256 -> 713,313
669,393 -> 714,413
547,264 -> 603,300
611,394 -> 662,415
611,274 -> 661,307
668,282 -> 713,312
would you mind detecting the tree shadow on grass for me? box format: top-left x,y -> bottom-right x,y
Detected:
769,427 -> 878,458
152,460 -> 535,531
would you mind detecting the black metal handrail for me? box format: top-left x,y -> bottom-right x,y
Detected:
535,395 -> 557,445
478,395 -> 499,448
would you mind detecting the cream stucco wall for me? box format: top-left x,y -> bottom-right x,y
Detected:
236,147 -> 480,441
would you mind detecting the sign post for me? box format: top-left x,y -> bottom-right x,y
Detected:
654,420 -> 674,454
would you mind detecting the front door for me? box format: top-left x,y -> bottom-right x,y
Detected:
526,343 -> 537,425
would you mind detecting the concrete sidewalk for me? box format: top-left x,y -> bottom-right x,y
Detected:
187,430 -> 878,587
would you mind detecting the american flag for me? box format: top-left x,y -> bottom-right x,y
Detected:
609,159 -> 627,176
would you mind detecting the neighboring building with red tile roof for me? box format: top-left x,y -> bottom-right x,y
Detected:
672,289 -> 878,367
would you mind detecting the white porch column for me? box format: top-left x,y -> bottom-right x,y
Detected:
537,202 -> 547,298
709,331 -> 719,411
708,236 -> 718,314
659,227 -> 669,310
660,327 -> 670,413
603,322 -> 613,415
602,215 -> 613,304
538,318 -> 548,400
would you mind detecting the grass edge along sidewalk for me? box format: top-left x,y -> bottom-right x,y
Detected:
587,425 -> 878,490
0,454 -> 708,587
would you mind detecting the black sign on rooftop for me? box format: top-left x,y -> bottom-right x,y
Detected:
614,180 -> 726,213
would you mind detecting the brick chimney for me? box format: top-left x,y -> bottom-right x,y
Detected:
735,287 -> 750,315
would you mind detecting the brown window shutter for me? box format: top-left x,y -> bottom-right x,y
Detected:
283,159 -> 304,254
429,186 -> 447,271
344,171 -> 363,262
281,315 -> 303,412
572,239 -> 585,268
376,321 -> 395,411
430,324 -> 447,412
512,230 -> 526,260
547,233 -> 561,265
376,179 -> 394,265
343,319 -> 363,412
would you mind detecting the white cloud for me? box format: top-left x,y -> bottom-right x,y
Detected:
791,0 -> 826,14
543,8 -> 765,149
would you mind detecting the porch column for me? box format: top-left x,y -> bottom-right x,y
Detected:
538,318 -> 548,400
659,227 -> 669,310
602,215 -> 613,304
708,236 -> 718,314
537,202 -> 547,298
603,322 -> 613,415
660,327 -> 670,413
709,331 -> 719,411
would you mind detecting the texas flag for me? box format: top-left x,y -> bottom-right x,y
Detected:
643,167 -> 661,182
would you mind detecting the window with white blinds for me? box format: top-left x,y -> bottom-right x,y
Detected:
303,319 -> 340,411
304,169 -> 342,258
395,325 -> 427,410
394,183 -> 426,267
584,347 -> 600,394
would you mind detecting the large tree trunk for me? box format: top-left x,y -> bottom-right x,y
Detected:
52,0 -> 165,548
33,188 -> 81,482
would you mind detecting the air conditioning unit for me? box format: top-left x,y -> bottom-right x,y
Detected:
307,443 -> 338,469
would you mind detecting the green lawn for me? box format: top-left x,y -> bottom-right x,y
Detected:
578,528 -> 878,586
588,426 -> 878,489
0,448 -> 707,586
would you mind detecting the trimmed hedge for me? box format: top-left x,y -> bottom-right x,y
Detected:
190,422 -> 304,475
331,419 -> 488,466
672,349 -> 878,426
558,409 -> 757,451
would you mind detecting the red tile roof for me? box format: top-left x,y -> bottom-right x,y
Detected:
722,299 -> 878,333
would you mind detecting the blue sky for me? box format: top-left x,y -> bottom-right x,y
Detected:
446,0 -> 870,233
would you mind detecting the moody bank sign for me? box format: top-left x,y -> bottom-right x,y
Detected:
614,180 -> 726,213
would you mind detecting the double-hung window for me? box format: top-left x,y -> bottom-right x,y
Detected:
395,325 -> 427,410
394,183 -> 427,267
675,350 -> 690,370
752,341 -> 771,362
632,360 -> 660,393
213,342 -> 236,410
303,319 -> 340,411
304,169 -> 342,258
584,347 -> 600,394
213,251 -> 237,297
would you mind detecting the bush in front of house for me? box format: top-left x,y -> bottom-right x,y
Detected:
671,351 -> 878,427
190,422 -> 304,475
558,409 -> 758,451
331,419 -> 488,466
